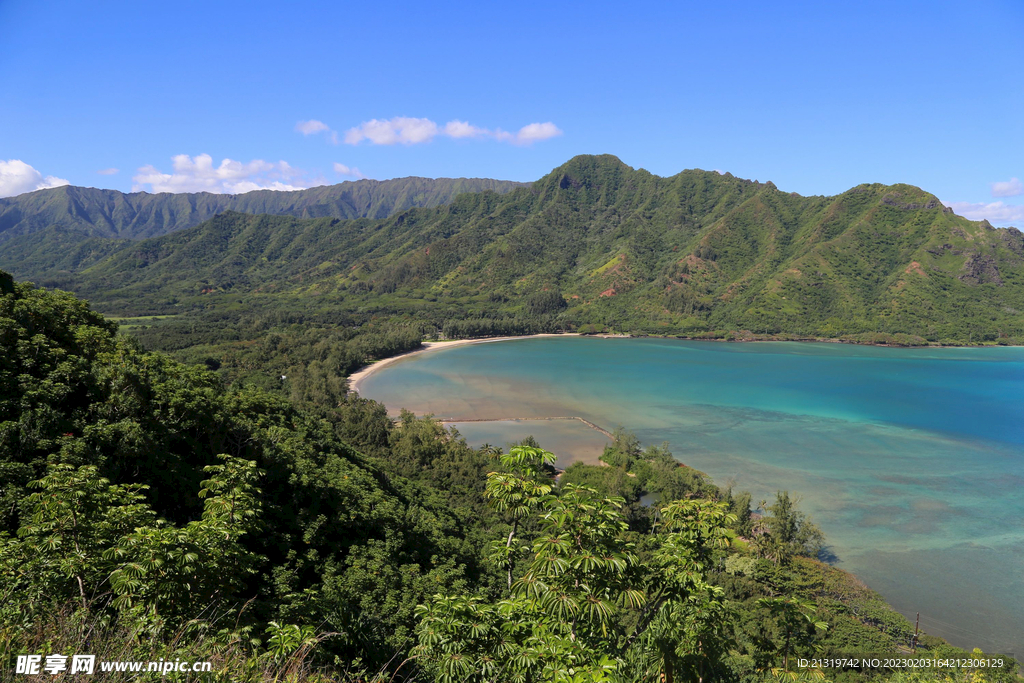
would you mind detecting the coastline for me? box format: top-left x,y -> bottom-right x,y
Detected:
347,332 -> 1024,653
347,333 -> 579,394
664,332 -> 1005,348
349,330 -> 1005,395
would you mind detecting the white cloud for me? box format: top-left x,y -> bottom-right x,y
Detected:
333,163 -> 366,179
991,177 -> 1023,198
511,121 -> 563,144
97,168 -> 119,175
296,119 -> 329,135
444,120 -> 489,139
943,200 -> 1024,226
0,159 -> 69,198
343,117 -> 563,146
296,119 -> 339,144
132,154 -> 321,194
344,117 -> 440,145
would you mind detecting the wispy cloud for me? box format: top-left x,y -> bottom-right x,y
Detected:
296,120 -> 329,135
991,177 -> 1023,198
444,120 -> 490,139
333,162 -> 366,179
132,154 -> 322,194
340,117 -> 562,146
97,168 -> 119,175
943,200 -> 1024,226
296,119 -> 339,144
0,159 -> 69,198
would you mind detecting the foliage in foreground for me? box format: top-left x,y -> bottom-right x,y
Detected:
417,446 -> 738,682
1,271 -> 1017,682
0,269 -> 490,677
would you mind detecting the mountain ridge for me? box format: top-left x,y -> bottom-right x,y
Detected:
9,155 -> 1024,345
0,175 -> 526,243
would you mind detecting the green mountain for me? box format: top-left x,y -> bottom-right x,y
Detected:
13,155 -> 1024,344
0,175 -> 523,248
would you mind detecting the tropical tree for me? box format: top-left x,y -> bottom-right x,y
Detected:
0,464 -> 153,623
621,499 -> 736,683
105,454 -> 264,625
484,445 -> 556,589
751,492 -> 825,565
416,483 -> 636,682
754,597 -> 829,677
416,446 -> 741,683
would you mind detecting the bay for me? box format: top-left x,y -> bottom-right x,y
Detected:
358,336 -> 1024,656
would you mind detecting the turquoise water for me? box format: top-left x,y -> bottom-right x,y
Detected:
359,337 -> 1024,655
445,419 -> 611,470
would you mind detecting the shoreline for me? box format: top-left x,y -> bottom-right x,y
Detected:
662,331 -> 1009,349
349,330 -> 1003,394
346,330 -> 1019,656
347,333 -> 579,394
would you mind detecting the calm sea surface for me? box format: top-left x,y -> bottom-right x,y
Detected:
358,337 -> 1024,655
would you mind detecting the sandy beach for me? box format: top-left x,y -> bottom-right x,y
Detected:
347,333 -> 578,394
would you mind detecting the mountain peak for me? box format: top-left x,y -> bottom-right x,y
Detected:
533,155 -> 638,197
548,154 -> 634,178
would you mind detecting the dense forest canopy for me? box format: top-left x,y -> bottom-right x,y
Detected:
1,270 -> 1016,682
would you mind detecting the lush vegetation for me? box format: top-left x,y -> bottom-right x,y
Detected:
0,176 -> 524,273
2,270 -> 1016,682
0,270 -> 496,677
6,156 -> 1022,360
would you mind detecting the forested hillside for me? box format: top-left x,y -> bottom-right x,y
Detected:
12,155 -> 1024,348
0,175 -> 523,263
2,270 -> 1012,682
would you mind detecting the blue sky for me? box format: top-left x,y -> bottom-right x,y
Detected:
1,0 -> 1022,225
